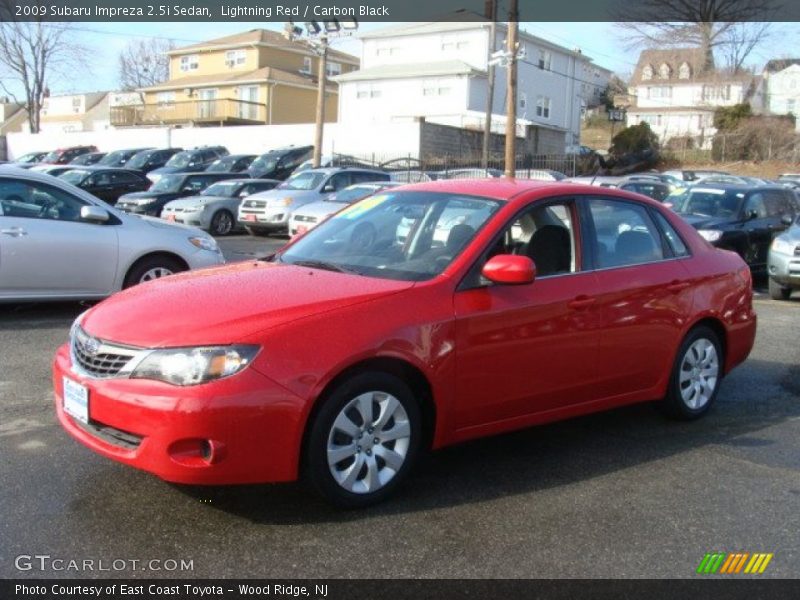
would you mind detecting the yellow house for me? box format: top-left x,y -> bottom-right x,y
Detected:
111,29 -> 359,127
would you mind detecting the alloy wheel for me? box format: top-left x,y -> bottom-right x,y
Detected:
139,267 -> 174,283
678,338 -> 719,410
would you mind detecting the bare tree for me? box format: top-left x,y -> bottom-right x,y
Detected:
118,38 -> 175,92
720,22 -> 772,73
0,21 -> 89,133
615,0 -> 776,72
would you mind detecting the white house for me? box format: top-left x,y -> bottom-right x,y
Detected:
27,91 -> 111,133
334,21 -> 610,154
761,59 -> 800,130
626,48 -> 755,148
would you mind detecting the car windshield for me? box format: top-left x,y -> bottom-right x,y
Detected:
58,170 -> 90,185
150,174 -> 184,193
278,191 -> 501,282
42,150 -> 61,162
206,157 -> 236,172
678,189 -> 743,218
202,181 -> 241,197
249,155 -> 278,174
280,171 -> 326,191
165,151 -> 193,168
17,152 -> 41,163
328,186 -> 378,203
99,150 -> 128,165
125,151 -> 152,169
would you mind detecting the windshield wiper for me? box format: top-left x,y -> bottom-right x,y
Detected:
290,259 -> 358,274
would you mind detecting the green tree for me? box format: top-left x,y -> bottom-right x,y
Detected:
713,103 -> 752,131
609,122 -> 660,159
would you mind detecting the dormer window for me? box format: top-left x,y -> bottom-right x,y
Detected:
678,62 -> 691,79
642,64 -> 654,80
659,63 -> 671,79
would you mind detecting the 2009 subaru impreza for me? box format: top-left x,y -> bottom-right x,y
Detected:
54,179 -> 756,507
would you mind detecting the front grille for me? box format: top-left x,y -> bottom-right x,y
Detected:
73,418 -> 143,450
294,215 -> 318,223
71,327 -> 140,379
244,200 -> 267,208
168,207 -> 184,213
794,246 -> 800,257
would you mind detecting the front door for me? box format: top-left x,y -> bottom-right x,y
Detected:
237,86 -> 259,120
197,89 -> 217,119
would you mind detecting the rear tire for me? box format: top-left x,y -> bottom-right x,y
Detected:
768,277 -> 792,301
123,255 -> 186,289
306,372 -> 421,508
659,326 -> 723,421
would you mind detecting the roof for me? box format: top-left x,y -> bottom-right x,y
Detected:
170,28 -> 358,65
764,59 -> 800,73
140,66 -> 330,92
631,48 -> 754,86
334,60 -> 484,83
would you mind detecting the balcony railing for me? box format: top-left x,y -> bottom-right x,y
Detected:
110,99 -> 267,127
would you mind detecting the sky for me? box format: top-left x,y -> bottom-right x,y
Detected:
16,21 -> 800,96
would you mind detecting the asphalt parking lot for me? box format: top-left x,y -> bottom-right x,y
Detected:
1,234 -> 798,579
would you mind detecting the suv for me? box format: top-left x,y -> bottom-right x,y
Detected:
125,147 -> 183,174
41,145 -> 99,165
676,184 -> 798,271
247,146 -> 313,180
116,172 -> 239,217
239,167 -> 390,235
147,146 -> 229,183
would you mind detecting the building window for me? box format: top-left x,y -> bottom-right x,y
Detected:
156,91 -> 175,108
678,62 -> 691,79
702,84 -> 731,101
788,99 -> 796,114
326,62 -> 342,77
225,50 -> 246,68
659,63 -> 671,79
536,95 -> 551,119
456,41 -> 470,50
356,86 -> 381,99
642,64 -> 654,81
423,79 -> 451,96
71,97 -> 81,112
520,93 -> 527,110
180,54 -> 199,72
441,41 -> 455,51
538,49 -> 552,71
647,86 -> 672,99
376,46 -> 399,57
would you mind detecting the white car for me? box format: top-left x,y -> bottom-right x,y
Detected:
0,166 -> 224,301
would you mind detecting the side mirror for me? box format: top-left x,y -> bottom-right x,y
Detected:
745,209 -> 759,221
80,205 -> 110,223
481,254 -> 536,285
323,184 -> 335,193
781,214 -> 793,226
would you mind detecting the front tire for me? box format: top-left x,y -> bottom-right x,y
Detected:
768,277 -> 792,301
210,210 -> 234,236
306,372 -> 421,508
660,326 -> 723,420
123,255 -> 186,289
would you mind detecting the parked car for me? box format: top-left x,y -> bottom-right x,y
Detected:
0,167 -> 223,301
116,172 -> 240,217
617,179 -> 671,202
564,175 -> 626,187
125,148 -> 184,174
58,167 -> 151,205
437,168 -> 503,179
98,147 -> 154,168
147,146 -> 229,184
662,169 -> 729,182
247,145 -> 313,180
627,172 -> 683,190
69,152 -> 107,166
29,165 -> 75,177
205,154 -> 256,174
41,145 -> 98,165
238,167 -> 390,236
767,215 -> 800,300
289,181 -> 401,237
294,154 -> 373,173
778,173 -> 800,183
675,184 -> 798,271
161,178 -> 280,235
14,151 -> 47,164
53,179 -> 756,507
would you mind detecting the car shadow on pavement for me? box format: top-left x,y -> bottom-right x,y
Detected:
174,356 -> 800,524
0,302 -> 89,330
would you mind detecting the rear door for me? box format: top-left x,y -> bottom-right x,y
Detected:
741,191 -> 772,268
85,171 -> 116,203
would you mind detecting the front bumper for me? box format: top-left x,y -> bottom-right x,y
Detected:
162,208 -> 208,229
53,344 -> 307,484
238,208 -> 289,231
768,250 -> 800,287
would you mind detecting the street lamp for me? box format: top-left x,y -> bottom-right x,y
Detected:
284,19 -> 359,168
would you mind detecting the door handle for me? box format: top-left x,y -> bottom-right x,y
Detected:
568,295 -> 596,310
667,280 -> 690,293
0,227 -> 27,237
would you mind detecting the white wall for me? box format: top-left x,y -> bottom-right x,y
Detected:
6,122 -> 421,160
766,65 -> 800,115
361,29 -> 489,70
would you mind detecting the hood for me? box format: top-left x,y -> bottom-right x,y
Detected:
163,195 -> 223,209
119,191 -> 176,203
80,261 -> 414,348
676,213 -> 735,230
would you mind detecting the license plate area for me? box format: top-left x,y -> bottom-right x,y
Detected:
63,376 -> 89,424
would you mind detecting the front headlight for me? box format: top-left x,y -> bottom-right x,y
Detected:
189,236 -> 219,252
698,229 -> 723,243
131,345 -> 260,386
771,237 -> 796,255
280,197 -> 293,207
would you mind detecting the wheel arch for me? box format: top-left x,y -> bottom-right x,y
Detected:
683,315 -> 728,369
122,251 -> 189,287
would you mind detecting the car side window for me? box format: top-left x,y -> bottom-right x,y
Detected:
744,193 -> 767,219
587,198 -> 666,269
93,172 -> 112,186
652,210 -> 690,257
183,177 -> 206,192
328,173 -> 351,192
0,178 -> 87,222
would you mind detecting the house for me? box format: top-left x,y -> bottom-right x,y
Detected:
626,48 -> 755,148
333,20 -> 609,154
111,29 -> 359,128
0,99 -> 25,135
761,59 -> 800,127
29,92 -> 111,133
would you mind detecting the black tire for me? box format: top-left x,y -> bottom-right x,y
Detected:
768,277 -> 792,301
244,226 -> 270,237
659,325 -> 723,421
123,255 -> 186,289
210,210 -> 235,236
306,372 -> 422,508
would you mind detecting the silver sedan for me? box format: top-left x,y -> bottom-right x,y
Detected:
768,215 -> 800,300
0,166 -> 224,302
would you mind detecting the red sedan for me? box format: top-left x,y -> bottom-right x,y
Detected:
53,179 -> 756,507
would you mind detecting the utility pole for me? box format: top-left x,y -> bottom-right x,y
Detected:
482,0 -> 497,170
313,42 -> 328,168
504,0 -> 519,178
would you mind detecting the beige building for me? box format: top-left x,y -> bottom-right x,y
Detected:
111,29 -> 359,128
0,100 -> 26,135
